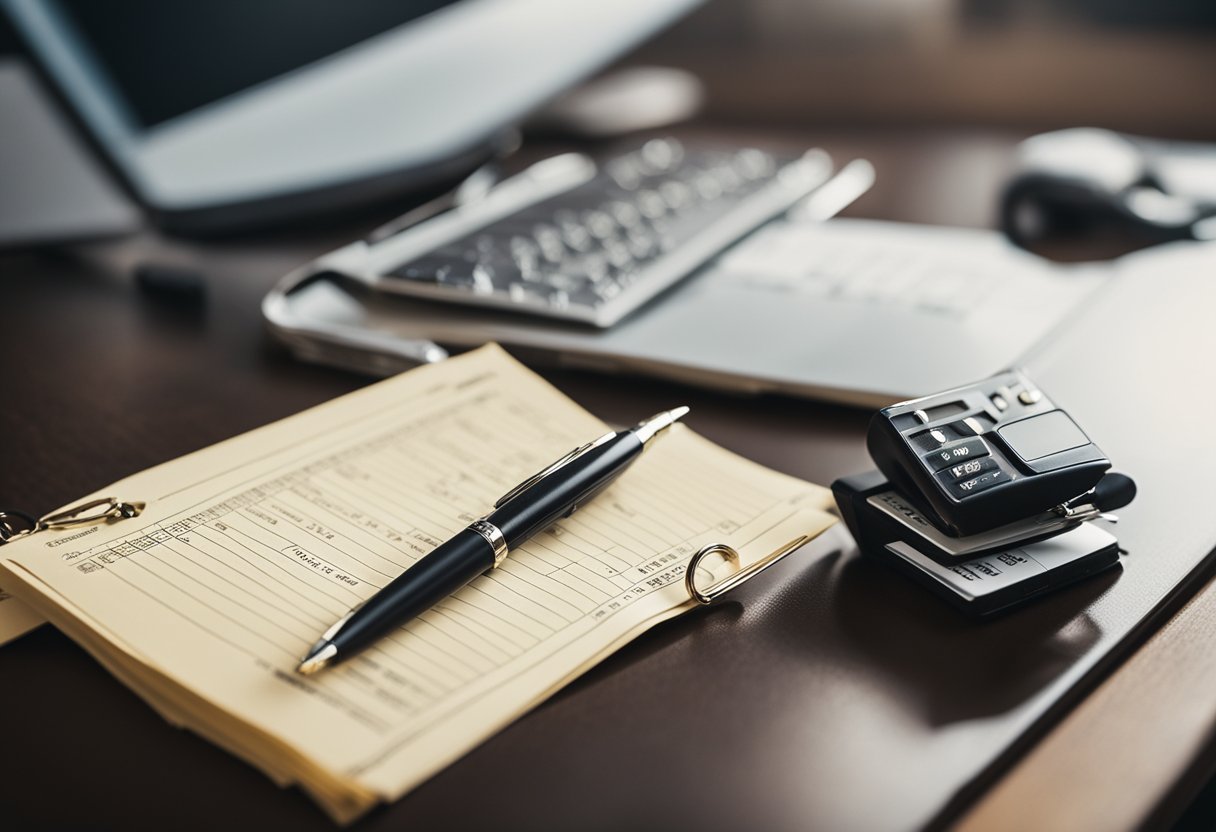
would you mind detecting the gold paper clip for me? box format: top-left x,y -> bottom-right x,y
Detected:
684,534 -> 812,604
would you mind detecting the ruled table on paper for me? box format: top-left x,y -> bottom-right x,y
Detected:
0,345 -> 836,821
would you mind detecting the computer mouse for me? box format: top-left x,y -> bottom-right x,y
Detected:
1000,127 -> 1216,252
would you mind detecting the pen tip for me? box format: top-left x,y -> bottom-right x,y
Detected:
635,406 -> 691,445
296,642 -> 338,676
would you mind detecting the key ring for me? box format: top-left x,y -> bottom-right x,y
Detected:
684,534 -> 811,604
0,510 -> 38,543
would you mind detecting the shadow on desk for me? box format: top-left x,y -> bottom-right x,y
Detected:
827,555 -> 1112,727
551,531 -> 1112,731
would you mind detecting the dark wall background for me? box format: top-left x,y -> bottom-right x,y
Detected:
628,0 -> 1216,138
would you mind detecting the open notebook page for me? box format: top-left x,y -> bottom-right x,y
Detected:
0,344 -> 836,822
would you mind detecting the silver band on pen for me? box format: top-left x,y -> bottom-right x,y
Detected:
469,518 -> 509,568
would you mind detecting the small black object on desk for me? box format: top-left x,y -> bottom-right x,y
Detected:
833,369 -> 1136,615
134,262 -> 207,307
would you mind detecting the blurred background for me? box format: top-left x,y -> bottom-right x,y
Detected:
4,1 -> 1213,139
3,0 -> 1211,245
631,0 -> 1216,137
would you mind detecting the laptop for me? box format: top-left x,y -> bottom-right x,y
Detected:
264,196 -> 1127,406
2,0 -> 701,237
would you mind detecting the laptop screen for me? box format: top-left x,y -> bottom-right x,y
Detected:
54,0 -> 462,128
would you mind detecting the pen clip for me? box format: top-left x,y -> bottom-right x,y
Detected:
494,430 -> 617,508
684,535 -> 812,605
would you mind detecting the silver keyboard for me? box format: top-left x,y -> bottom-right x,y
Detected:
373,139 -> 833,327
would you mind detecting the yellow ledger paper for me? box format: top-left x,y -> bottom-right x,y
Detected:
0,345 -> 836,822
0,591 -> 42,644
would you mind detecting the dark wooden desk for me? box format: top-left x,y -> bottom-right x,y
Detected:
2,128 -> 1214,831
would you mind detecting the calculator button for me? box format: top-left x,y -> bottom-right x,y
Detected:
950,418 -> 983,437
949,419 -> 975,437
923,438 -> 989,472
962,416 -> 987,435
946,456 -> 997,481
939,466 -> 1008,499
946,416 -> 993,439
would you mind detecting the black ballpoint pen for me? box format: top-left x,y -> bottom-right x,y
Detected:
296,406 -> 690,675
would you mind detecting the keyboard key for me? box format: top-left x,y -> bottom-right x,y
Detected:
607,201 -> 642,229
532,224 -> 565,262
639,138 -> 682,173
637,190 -> 667,220
379,141 -> 829,326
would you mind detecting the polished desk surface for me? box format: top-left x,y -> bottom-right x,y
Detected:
2,127 -> 1215,831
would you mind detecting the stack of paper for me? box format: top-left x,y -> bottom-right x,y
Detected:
0,345 -> 836,822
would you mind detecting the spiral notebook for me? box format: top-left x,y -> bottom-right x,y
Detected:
0,344 -> 837,822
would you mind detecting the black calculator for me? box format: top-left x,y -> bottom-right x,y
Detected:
866,370 -> 1110,537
